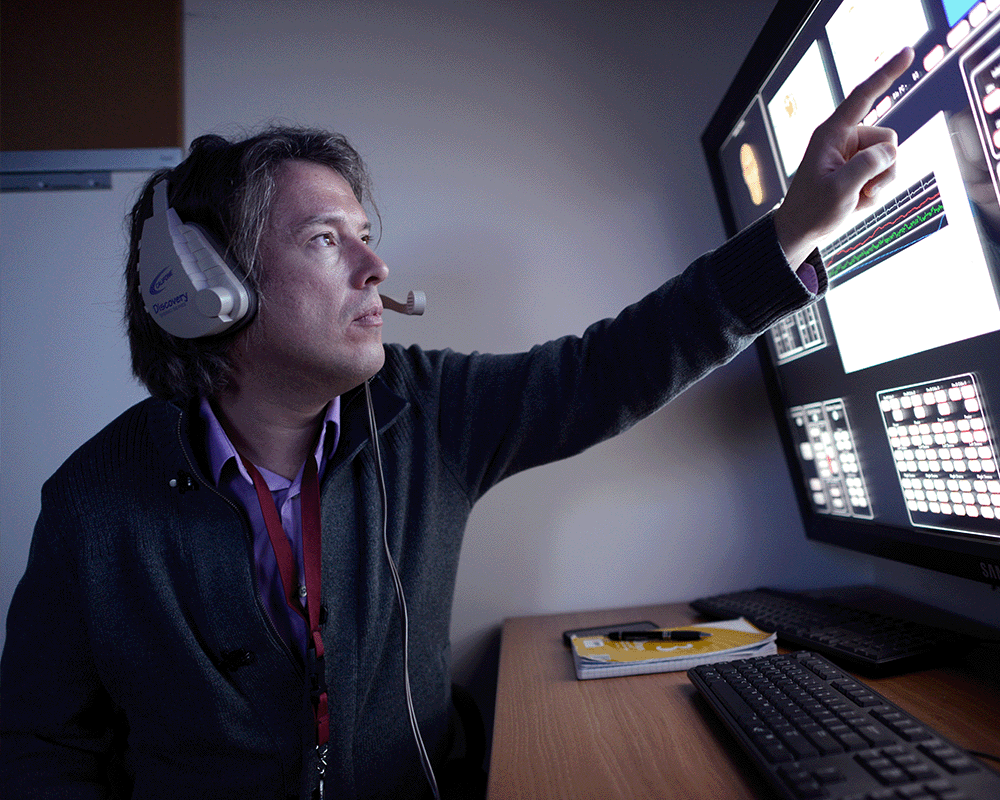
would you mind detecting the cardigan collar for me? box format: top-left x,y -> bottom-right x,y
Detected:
151,372 -> 409,488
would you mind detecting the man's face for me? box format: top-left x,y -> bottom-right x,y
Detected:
236,159 -> 389,398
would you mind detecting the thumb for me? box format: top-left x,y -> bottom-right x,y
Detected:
837,140 -> 897,206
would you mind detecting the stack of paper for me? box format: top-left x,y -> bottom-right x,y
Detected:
569,618 -> 776,680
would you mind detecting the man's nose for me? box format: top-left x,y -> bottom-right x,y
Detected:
353,243 -> 389,288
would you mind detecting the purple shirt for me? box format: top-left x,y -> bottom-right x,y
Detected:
199,397 -> 340,657
796,262 -> 819,294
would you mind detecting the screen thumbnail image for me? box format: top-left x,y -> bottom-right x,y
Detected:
720,97 -> 786,232
821,111 -> 1000,374
766,40 -> 837,179
789,399 -> 873,519
825,0 -> 930,98
878,372 -> 1000,536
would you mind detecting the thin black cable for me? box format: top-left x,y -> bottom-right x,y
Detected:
365,380 -> 441,800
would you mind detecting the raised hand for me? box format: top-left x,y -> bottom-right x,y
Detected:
773,47 -> 915,269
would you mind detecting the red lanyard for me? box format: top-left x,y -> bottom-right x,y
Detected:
243,455 -> 329,749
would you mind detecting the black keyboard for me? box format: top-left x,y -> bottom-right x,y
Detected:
690,588 -> 971,674
689,651 -> 1000,800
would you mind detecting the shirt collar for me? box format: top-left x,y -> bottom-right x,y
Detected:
199,396 -> 341,490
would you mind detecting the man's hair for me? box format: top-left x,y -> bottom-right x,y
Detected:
124,125 -> 376,402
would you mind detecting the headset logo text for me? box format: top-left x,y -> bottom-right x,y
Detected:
149,267 -> 174,296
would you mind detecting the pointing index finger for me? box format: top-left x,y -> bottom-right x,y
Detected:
834,47 -> 915,127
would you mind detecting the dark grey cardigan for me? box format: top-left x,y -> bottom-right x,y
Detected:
1,213 -> 824,799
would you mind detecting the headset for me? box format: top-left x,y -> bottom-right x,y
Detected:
137,176 -> 424,339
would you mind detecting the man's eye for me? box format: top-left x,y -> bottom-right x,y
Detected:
314,233 -> 336,246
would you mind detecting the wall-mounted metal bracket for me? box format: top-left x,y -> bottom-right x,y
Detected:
2,171 -> 113,192
0,148 -> 182,192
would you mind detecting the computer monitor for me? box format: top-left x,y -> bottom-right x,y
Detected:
703,0 -> 1000,587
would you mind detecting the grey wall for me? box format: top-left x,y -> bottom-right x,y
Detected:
3,0 -> 998,734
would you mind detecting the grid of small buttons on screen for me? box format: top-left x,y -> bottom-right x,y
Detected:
791,400 -> 873,519
771,304 -> 826,363
879,374 -> 1000,527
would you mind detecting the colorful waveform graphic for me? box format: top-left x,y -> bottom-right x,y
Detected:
821,173 -> 948,286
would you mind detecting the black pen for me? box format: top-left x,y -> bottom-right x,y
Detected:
607,629 -> 711,642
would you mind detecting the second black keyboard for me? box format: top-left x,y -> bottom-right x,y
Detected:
690,587 -> 972,674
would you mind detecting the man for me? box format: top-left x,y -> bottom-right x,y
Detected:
1,50 -> 913,799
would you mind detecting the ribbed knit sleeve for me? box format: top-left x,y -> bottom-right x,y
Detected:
708,211 -> 825,334
384,210 -> 827,502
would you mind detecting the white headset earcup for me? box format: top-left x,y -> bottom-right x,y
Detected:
138,181 -> 255,338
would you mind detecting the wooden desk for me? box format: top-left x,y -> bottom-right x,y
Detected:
486,602 -> 1000,799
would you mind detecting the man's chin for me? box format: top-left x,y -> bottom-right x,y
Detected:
361,346 -> 386,382
340,345 -> 386,393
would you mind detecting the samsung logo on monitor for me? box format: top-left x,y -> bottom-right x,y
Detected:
980,561 -> 1000,583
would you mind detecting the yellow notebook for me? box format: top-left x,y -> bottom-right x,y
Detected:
569,618 -> 776,680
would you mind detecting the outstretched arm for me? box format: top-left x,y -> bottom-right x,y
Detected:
774,47 -> 915,270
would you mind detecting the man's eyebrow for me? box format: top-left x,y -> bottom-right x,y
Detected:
291,214 -> 371,235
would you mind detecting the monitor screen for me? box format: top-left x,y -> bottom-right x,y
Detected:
703,0 -> 1000,586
